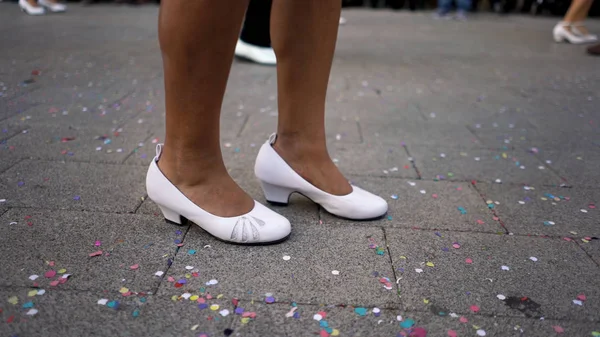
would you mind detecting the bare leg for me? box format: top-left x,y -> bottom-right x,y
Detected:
270,0 -> 352,196
157,0 -> 254,216
564,0 -> 593,22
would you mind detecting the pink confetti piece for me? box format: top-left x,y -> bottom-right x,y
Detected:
456,187 -> 463,191
553,326 -> 564,333
563,237 -> 573,242
94,241 -> 102,246
167,276 -> 175,282
432,194 -> 438,199
492,216 -> 499,221
470,305 -> 480,313
448,330 -> 458,337
317,311 -> 327,319
130,264 -> 139,270
49,280 -> 59,287
577,294 -> 586,301
48,261 -> 55,267
459,316 -> 468,323
452,243 -> 461,249
44,270 -> 56,278
465,258 -> 473,264
89,250 -> 103,257
476,220 -> 485,224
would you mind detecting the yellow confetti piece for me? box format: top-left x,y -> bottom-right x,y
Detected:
576,157 -> 582,160
400,256 -> 407,259
423,299 -> 430,304
185,274 -> 191,279
8,296 -> 18,305
541,197 -> 547,201
119,287 -> 129,294
190,325 -> 199,331
58,269 -> 67,274
217,294 -> 224,299
210,304 -> 219,311
190,295 -> 199,301
472,325 -> 480,329
171,295 -> 178,301
582,239 -> 590,243
459,152 -> 468,157
27,290 -> 38,297
426,262 -> 434,267
570,231 -> 578,235
241,317 -> 250,324
502,153 -> 507,159
331,329 -> 340,336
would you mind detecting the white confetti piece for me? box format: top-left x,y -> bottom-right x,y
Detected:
396,315 -> 403,321
29,275 -> 39,281
313,314 -> 323,321
36,289 -> 46,296
449,313 -> 458,318
518,201 -> 525,205
419,190 -> 426,194
580,209 -> 588,213
573,300 -> 583,306
26,309 -> 38,316
181,293 -> 192,300
373,308 -> 381,314
61,274 -> 71,279
219,309 -> 230,317
529,257 -> 538,262
206,279 -> 218,285
98,299 -> 108,305
474,157 -> 480,161
538,166 -> 545,170
154,271 -> 164,277
191,325 -> 199,331
476,329 -> 486,336
495,179 -> 502,184
331,270 -> 340,275
501,265 -> 510,271
0,199 -> 6,203
285,307 -> 298,318
497,294 -> 506,300
185,266 -> 194,270
282,255 -> 291,261
408,181 -> 416,186
415,268 -> 424,273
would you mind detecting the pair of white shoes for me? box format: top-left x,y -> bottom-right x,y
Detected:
553,21 -> 598,44
146,134 -> 388,245
19,0 -> 66,15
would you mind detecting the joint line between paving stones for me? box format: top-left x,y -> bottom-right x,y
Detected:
132,194 -> 148,214
0,126 -> 30,143
382,227 -> 401,303
411,101 -> 429,121
529,151 -> 569,185
236,114 -> 250,138
0,157 -> 26,175
470,183 -> 509,234
356,120 -> 364,143
151,223 -> 193,294
120,132 -> 155,164
7,205 -> 161,217
574,240 -> 600,268
401,144 -> 422,179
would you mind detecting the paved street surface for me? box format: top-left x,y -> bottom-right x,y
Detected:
1,3 -> 599,337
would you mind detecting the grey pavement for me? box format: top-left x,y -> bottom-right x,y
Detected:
1,3 -> 600,337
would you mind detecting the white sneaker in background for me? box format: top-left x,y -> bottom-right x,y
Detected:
234,39 -> 277,66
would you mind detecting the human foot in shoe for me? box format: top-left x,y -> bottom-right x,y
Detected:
148,144 -> 290,244
255,134 -> 388,220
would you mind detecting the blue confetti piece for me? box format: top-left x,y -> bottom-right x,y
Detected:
132,309 -> 140,317
400,318 -> 415,328
188,249 -> 196,255
320,320 -> 329,328
354,307 -> 367,316
457,206 -> 467,214
22,301 -> 34,309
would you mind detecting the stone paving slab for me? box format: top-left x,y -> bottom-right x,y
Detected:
386,229 -> 600,321
409,146 -> 565,185
228,301 -> 600,337
0,160 -> 146,213
476,183 -> 599,237
329,143 -> 417,178
536,150 -> 600,188
321,177 -> 503,232
0,209 -> 178,292
157,225 -> 399,307
1,123 -> 151,164
0,289 -> 233,337
579,239 -> 600,266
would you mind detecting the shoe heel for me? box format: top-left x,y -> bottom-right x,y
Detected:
158,205 -> 188,226
261,181 -> 293,206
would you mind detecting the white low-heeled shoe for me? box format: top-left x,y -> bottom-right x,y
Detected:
553,22 -> 587,44
254,134 -> 388,220
571,22 -> 598,43
19,0 -> 45,15
234,39 -> 277,66
146,144 -> 291,245
38,0 -> 66,12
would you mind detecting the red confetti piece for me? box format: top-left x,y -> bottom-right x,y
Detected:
44,270 -> 56,278
31,70 -> 40,76
577,294 -> 586,301
320,330 -> 330,337
470,305 -> 480,313
61,137 -> 76,142
448,330 -> 457,337
232,298 -> 239,306
89,250 -> 103,257
174,283 -> 183,288
318,311 -> 327,319
7,315 -> 14,323
553,326 -> 564,333
465,258 -> 473,264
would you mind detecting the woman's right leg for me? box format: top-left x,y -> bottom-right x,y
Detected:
158,0 -> 255,217
563,0 -> 593,23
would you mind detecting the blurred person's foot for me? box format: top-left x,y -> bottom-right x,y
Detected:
553,21 -> 587,44
587,43 -> 600,56
455,11 -> 468,21
234,39 -> 277,66
571,22 -> 598,43
19,0 -> 45,15
38,0 -> 66,12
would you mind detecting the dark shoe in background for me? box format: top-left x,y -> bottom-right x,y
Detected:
587,44 -> 600,56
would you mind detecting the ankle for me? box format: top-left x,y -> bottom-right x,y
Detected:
273,133 -> 329,160
157,148 -> 227,186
